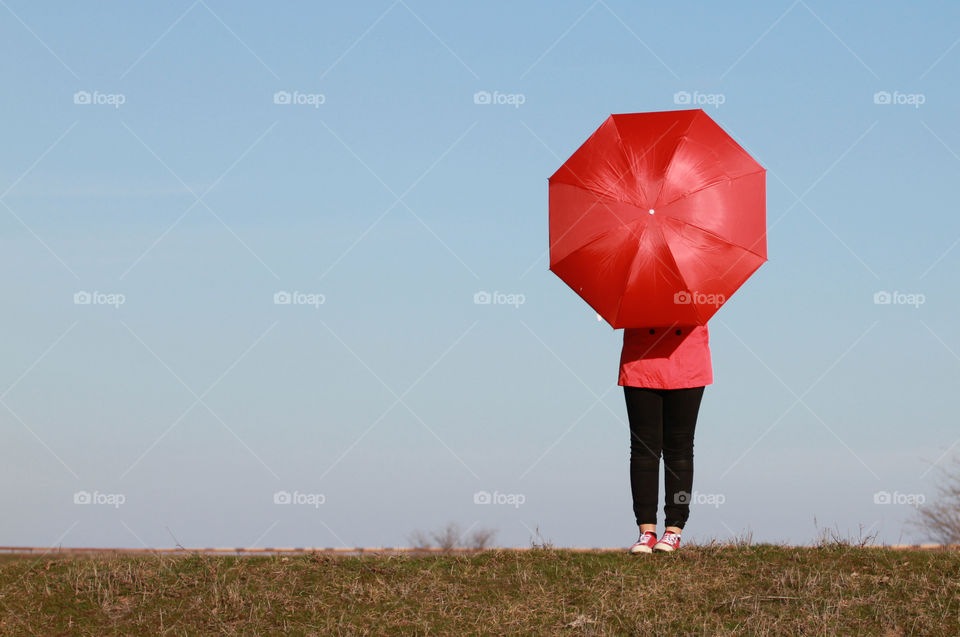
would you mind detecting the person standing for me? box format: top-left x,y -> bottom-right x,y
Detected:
620,324 -> 712,553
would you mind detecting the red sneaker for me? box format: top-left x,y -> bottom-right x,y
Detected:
629,530 -> 658,554
653,530 -> 682,552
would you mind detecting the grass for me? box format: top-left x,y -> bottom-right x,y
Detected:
0,542 -> 958,635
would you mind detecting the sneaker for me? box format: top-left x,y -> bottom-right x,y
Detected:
653,530 -> 681,552
628,530 -> 658,554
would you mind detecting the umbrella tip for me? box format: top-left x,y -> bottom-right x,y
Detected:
648,209 -> 655,215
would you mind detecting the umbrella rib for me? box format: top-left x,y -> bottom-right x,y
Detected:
549,226 -> 617,271
663,214 -> 768,261
656,170 -> 768,260
657,110 -> 763,207
551,215 -> 687,322
551,180 -> 766,295
551,116 -> 685,208
550,179 -> 767,263
612,219 -> 685,325
550,180 -> 639,212
650,113 -> 700,205
660,168 -> 766,209
549,186 -> 680,272
547,182 -> 649,269
609,115 -> 686,206
612,226 -> 650,325
660,215 -> 765,320
608,117 -> 650,206
548,118 -> 638,201
552,165 -> 766,256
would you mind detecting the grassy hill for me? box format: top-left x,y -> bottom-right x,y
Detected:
1,543 -> 958,635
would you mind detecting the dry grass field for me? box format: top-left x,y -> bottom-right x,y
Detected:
0,539 -> 958,635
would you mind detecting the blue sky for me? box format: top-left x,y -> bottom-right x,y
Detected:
1,0 -> 959,549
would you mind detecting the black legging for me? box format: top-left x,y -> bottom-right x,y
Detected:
624,385 -> 705,530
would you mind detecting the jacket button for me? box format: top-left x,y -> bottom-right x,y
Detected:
648,329 -> 655,335
676,329 -> 682,335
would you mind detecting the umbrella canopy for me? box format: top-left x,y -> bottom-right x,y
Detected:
548,109 -> 766,328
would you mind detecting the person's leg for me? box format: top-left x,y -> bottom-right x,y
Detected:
623,386 -> 664,532
661,386 -> 705,532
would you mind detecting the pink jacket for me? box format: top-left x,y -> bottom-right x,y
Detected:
618,324 -> 713,389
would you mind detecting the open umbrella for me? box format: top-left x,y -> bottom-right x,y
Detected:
548,109 -> 766,328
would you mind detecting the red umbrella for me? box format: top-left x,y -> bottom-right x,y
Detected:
549,109 -> 766,328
